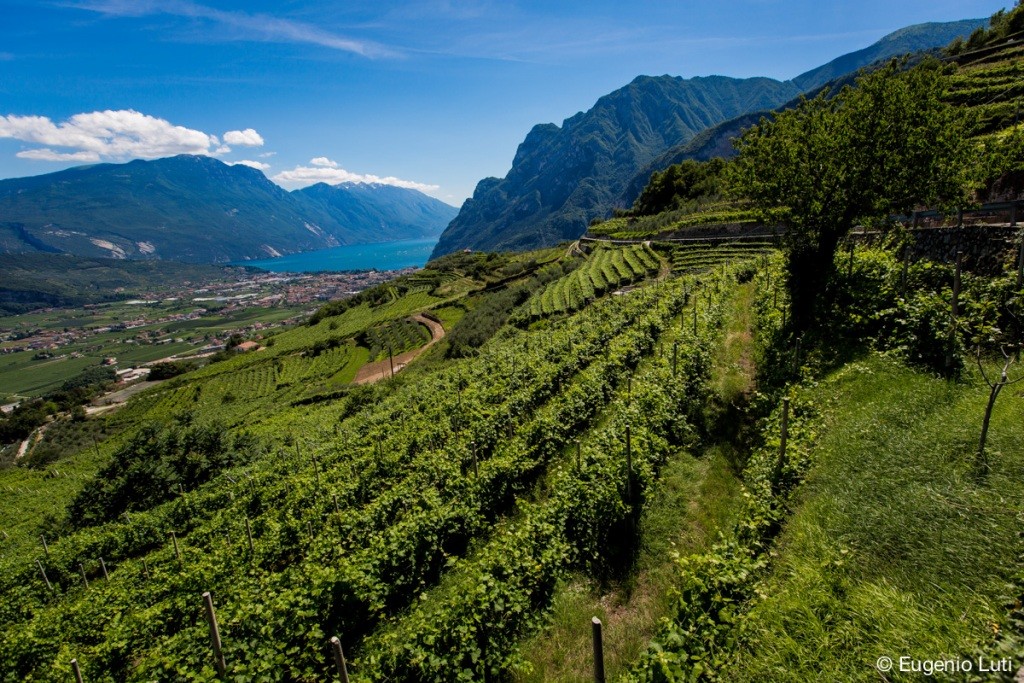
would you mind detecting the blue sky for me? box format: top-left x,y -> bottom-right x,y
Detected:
0,0 -> 1009,205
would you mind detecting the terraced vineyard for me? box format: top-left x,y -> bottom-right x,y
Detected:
0,255 -> 739,681
588,203 -> 759,241
660,238 -> 776,274
948,36 -> 1024,135
520,244 -> 661,320
355,317 -> 432,362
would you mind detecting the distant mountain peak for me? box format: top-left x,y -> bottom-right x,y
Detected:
0,156 -> 457,263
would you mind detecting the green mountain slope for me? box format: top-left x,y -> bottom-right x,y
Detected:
792,18 -> 986,92
0,253 -> 241,314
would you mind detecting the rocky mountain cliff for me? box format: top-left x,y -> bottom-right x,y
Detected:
431,18 -> 986,257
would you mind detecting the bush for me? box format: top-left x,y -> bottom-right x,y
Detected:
66,421 -> 263,528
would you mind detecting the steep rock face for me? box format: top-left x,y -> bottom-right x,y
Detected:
431,75 -> 800,257
0,156 -> 456,263
432,18 -> 986,257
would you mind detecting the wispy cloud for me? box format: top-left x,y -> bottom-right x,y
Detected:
72,1 -> 398,58
16,148 -> 101,162
0,109 -> 262,162
272,157 -> 438,193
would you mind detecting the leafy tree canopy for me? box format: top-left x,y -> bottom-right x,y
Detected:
732,59 -> 974,328
951,1 -> 1024,54
629,158 -> 729,216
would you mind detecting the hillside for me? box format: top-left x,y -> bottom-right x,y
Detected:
1,235 -> 1021,680
792,18 -> 986,92
431,18 -> 985,258
0,156 -> 456,264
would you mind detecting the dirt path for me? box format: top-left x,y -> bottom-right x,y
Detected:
15,422 -> 48,460
84,380 -> 166,416
352,314 -> 446,385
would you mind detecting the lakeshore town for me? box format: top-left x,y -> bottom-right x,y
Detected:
0,268 -> 411,359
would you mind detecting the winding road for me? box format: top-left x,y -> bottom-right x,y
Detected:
352,314 -> 446,384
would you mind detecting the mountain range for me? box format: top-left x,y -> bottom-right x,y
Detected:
0,17 -> 986,266
430,17 -> 986,258
0,155 -> 457,263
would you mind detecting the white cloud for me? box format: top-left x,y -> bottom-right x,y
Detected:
230,159 -> 271,171
16,148 -> 102,162
272,162 -> 438,193
258,151 -> 276,158
223,128 -> 264,146
309,156 -> 338,168
0,109 -> 267,163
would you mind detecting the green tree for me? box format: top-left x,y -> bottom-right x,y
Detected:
733,60 -> 973,328
631,158 -> 727,216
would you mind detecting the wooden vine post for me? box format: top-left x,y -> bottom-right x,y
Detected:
171,531 -> 183,569
311,454 -> 321,489
79,563 -> 89,589
100,557 -> 110,583
36,559 -> 52,591
202,591 -> 227,677
245,517 -> 255,555
330,636 -> 351,683
773,398 -> 790,490
40,534 -> 49,558
672,341 -> 678,376
592,617 -> 606,683
946,251 -> 962,372
71,659 -> 84,683
625,425 -> 632,503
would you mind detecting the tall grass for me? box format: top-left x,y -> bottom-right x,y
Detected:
729,356 -> 1024,681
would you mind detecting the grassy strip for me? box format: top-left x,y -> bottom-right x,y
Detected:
619,370 -> 822,681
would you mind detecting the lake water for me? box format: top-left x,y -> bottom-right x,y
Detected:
236,238 -> 438,273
